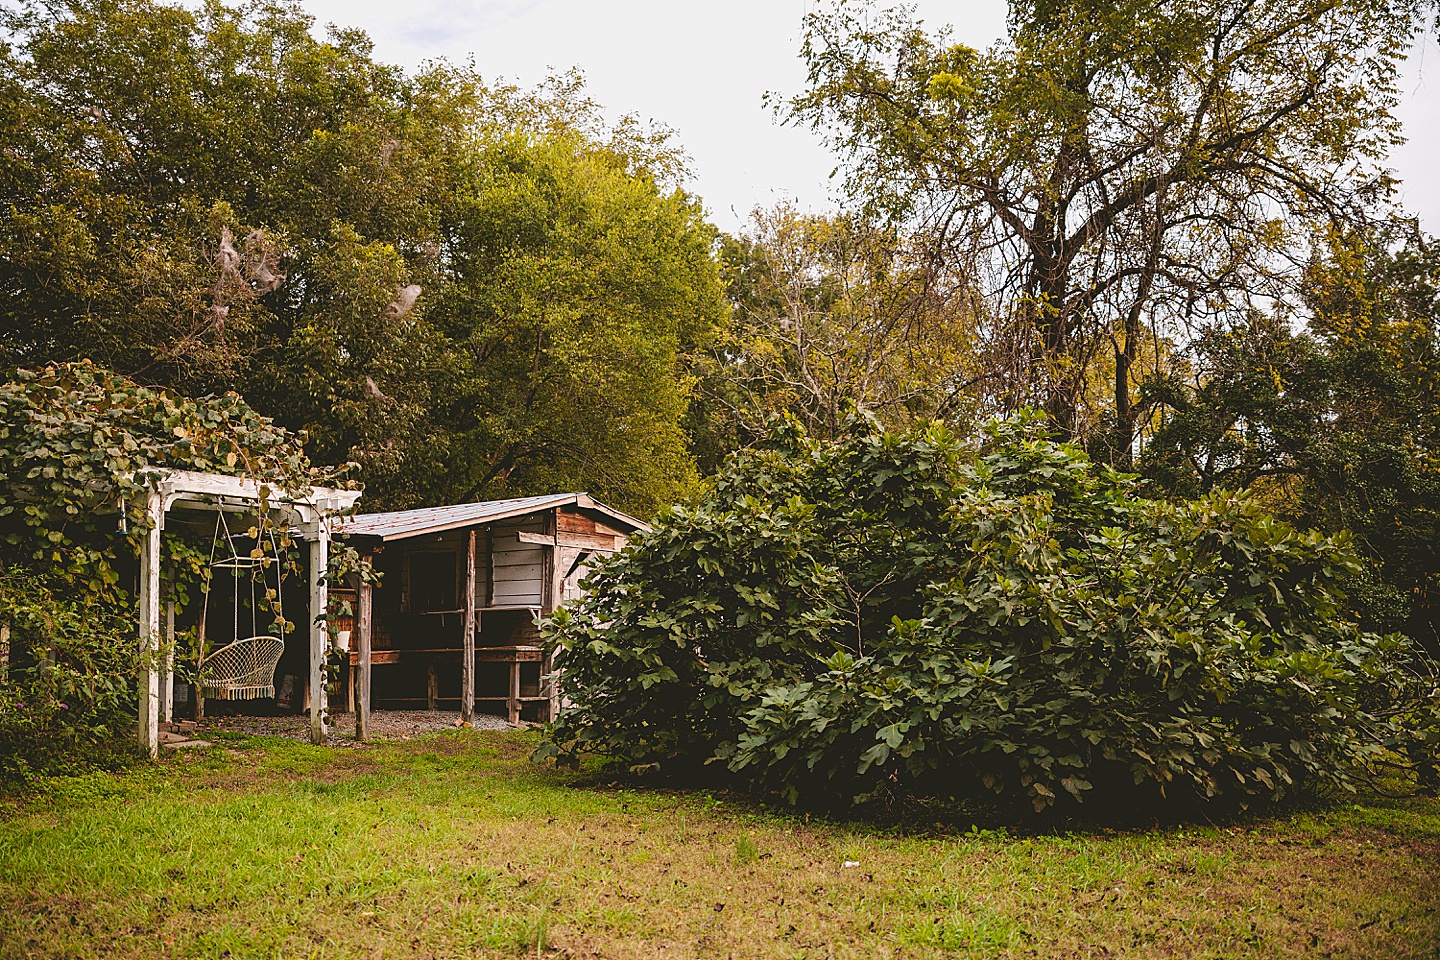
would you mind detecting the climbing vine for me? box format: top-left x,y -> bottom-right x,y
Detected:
0,362 -> 368,770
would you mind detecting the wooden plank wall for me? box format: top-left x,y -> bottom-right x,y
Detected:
474,539 -> 490,608
490,516 -> 546,607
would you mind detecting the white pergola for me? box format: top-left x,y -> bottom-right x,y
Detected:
132,469 -> 361,757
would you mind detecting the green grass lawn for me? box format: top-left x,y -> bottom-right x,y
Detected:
0,729 -> 1436,959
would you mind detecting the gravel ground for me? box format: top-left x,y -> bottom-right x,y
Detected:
196,709 -> 516,745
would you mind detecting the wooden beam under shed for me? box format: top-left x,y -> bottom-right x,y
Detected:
516,529 -> 618,551
355,575 -> 372,741
508,659 -> 521,725
462,529 -> 476,724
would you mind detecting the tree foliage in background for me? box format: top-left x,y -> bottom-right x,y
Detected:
785,0 -> 1427,463
0,0 -> 726,515
408,121 -> 725,510
541,414 -> 1439,814
1142,226 -> 1440,650
691,204 -> 982,465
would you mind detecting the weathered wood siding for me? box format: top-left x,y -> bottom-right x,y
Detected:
473,541 -> 491,608
490,515 -> 547,607
553,506 -> 632,605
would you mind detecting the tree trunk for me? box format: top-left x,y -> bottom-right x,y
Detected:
1112,338 -> 1135,470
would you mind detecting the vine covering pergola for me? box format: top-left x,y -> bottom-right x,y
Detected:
132,468 -> 360,756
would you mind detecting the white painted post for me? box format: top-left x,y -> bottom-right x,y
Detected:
162,599 -> 175,724
355,578 -> 372,742
137,491 -> 163,758
308,532 -> 329,745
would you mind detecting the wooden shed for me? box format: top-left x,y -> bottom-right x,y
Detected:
334,493 -> 647,729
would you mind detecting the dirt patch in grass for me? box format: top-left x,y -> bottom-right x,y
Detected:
0,730 -> 1436,959
197,708 -> 516,743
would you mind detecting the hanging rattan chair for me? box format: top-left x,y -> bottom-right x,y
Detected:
197,635 -> 285,700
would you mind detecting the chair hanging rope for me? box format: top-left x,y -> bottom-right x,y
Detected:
197,504 -> 287,699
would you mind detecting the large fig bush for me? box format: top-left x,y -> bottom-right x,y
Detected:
540,414 -> 1438,814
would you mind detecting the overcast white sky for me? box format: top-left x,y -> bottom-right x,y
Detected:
300,0 -> 1438,235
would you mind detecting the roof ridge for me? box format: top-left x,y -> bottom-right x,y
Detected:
347,492 -> 578,520
333,492 -> 646,541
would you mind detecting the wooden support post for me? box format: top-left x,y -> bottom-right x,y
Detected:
544,652 -> 558,723
345,662 -> 355,715
162,598 -> 176,724
539,511 -> 556,725
508,659 -> 521,725
138,490 -> 163,759
426,663 -> 439,711
308,533 -> 329,745
355,578 -> 372,741
462,529 -> 476,724
193,598 -> 206,721
541,510 -> 557,614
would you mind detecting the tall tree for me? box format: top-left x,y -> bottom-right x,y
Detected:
0,0 -> 725,515
786,0 -> 1425,464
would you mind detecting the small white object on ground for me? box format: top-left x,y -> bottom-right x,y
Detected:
843,861 -> 860,869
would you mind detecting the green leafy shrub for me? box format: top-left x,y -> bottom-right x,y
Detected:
540,413 -> 1438,814
0,573 -> 137,785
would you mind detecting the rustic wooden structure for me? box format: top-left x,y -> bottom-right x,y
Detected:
334,493 -> 647,733
131,469 -> 361,756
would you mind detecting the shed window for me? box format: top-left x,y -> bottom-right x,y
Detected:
409,551 -> 458,612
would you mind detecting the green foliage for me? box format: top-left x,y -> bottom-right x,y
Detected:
0,0 -> 726,515
541,414 -> 1437,814
1142,228 -> 1440,652
410,126 -> 724,512
0,573 -> 137,785
0,361 -> 334,595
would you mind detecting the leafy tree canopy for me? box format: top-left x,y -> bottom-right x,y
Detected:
783,0 -> 1428,462
541,413 -> 1438,814
690,204 -> 983,470
0,0 -> 726,514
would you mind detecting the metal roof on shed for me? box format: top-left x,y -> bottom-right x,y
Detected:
334,492 -> 648,542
